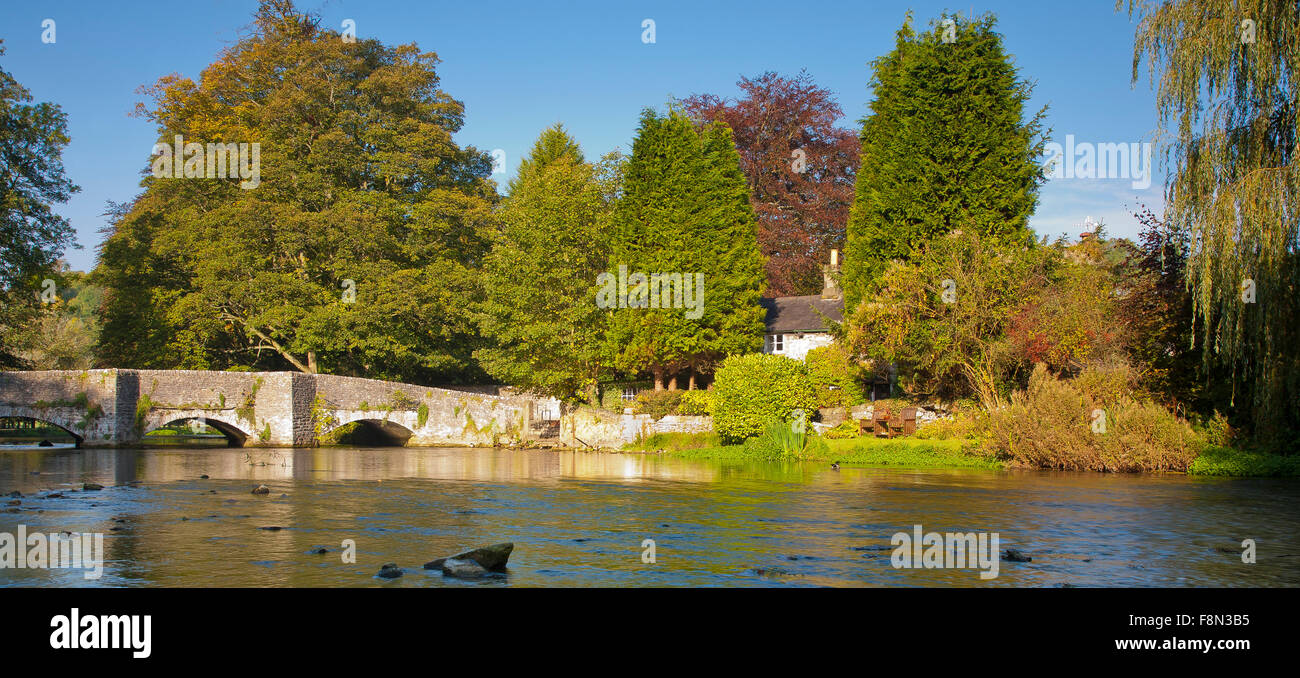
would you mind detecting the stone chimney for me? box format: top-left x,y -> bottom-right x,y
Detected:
821,249 -> 841,300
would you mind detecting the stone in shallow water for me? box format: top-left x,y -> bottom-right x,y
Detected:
438,558 -> 491,578
251,485 -> 270,495
82,483 -> 103,491
377,563 -> 403,579
423,542 -> 514,573
1002,549 -> 1032,562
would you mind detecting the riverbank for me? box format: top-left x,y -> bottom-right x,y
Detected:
631,431 -> 1299,476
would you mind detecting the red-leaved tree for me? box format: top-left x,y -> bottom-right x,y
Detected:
682,71 -> 858,297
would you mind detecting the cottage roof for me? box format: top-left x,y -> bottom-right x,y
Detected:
759,295 -> 844,333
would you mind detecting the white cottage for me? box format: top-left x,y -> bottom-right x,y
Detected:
759,250 -> 845,361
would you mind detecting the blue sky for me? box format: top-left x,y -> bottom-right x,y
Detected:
1,0 -> 1167,272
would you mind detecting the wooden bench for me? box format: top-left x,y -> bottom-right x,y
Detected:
856,406 -> 918,438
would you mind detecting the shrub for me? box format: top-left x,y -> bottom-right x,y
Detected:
634,390 -> 683,419
599,386 -> 630,412
713,354 -> 818,443
676,390 -> 715,416
805,344 -> 866,408
913,411 -> 979,440
628,431 -> 721,451
741,421 -> 829,460
982,362 -> 1201,472
824,420 -> 860,439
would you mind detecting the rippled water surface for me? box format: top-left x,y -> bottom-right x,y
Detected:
2,446 -> 1298,587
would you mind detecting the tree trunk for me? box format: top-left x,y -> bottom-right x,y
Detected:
307,351 -> 318,374
667,375 -> 678,390
688,368 -> 696,390
652,368 -> 664,391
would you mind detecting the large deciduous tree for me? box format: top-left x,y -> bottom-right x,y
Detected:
843,12 -> 1047,309
606,108 -> 766,390
0,43 -> 79,368
682,71 -> 858,297
1124,0 -> 1300,442
94,1 -> 496,383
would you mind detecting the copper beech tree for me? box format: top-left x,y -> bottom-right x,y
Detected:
682,71 -> 858,298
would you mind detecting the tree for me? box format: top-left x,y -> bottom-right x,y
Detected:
507,123 -> 584,194
605,108 -> 767,390
476,126 -> 612,401
842,12 -> 1047,308
0,43 -> 79,368
94,0 -> 496,383
1124,0 -> 1300,442
682,71 -> 858,296
842,230 -> 1052,407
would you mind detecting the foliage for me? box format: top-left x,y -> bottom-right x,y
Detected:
672,436 -> 1000,469
712,353 -> 817,443
675,389 -> 715,416
681,71 -> 858,296
475,126 -> 611,401
625,431 -> 721,452
632,389 -> 683,419
1115,206 -> 1210,415
843,230 -> 1052,407
804,343 -> 866,407
741,421 -> 829,461
842,12 -> 1047,307
1124,0 -> 1300,442
0,42 -> 80,368
605,107 -> 767,389
94,1 -> 495,383
823,420 -> 860,439
1188,446 -> 1300,477
982,362 -> 1202,472
1006,230 -> 1131,376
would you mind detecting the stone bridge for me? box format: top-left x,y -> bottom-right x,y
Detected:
0,370 -> 551,448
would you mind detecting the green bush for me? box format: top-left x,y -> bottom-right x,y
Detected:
634,390 -> 683,418
805,344 -> 866,408
599,387 -> 629,412
824,420 -> 860,439
676,389 -> 715,416
713,354 -> 818,443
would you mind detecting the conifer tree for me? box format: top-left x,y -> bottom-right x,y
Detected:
843,12 -> 1047,308
604,108 -> 766,390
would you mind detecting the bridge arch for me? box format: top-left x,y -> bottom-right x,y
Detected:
142,411 -> 253,448
321,417 -> 414,447
0,406 -> 86,447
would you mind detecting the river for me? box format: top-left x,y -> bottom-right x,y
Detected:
1,446 -> 1297,587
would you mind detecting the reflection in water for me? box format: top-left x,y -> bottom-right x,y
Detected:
1,447 -> 1298,587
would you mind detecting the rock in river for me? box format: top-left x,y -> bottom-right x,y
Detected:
82,483 -> 103,491
423,542 -> 514,574
1002,549 -> 1032,563
438,558 -> 491,578
251,485 -> 270,495
377,563 -> 403,579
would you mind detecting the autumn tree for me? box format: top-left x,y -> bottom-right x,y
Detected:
1124,0 -> 1300,442
842,230 -> 1050,407
94,1 -> 495,383
682,71 -> 858,297
0,43 -> 79,368
843,12 -> 1048,308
